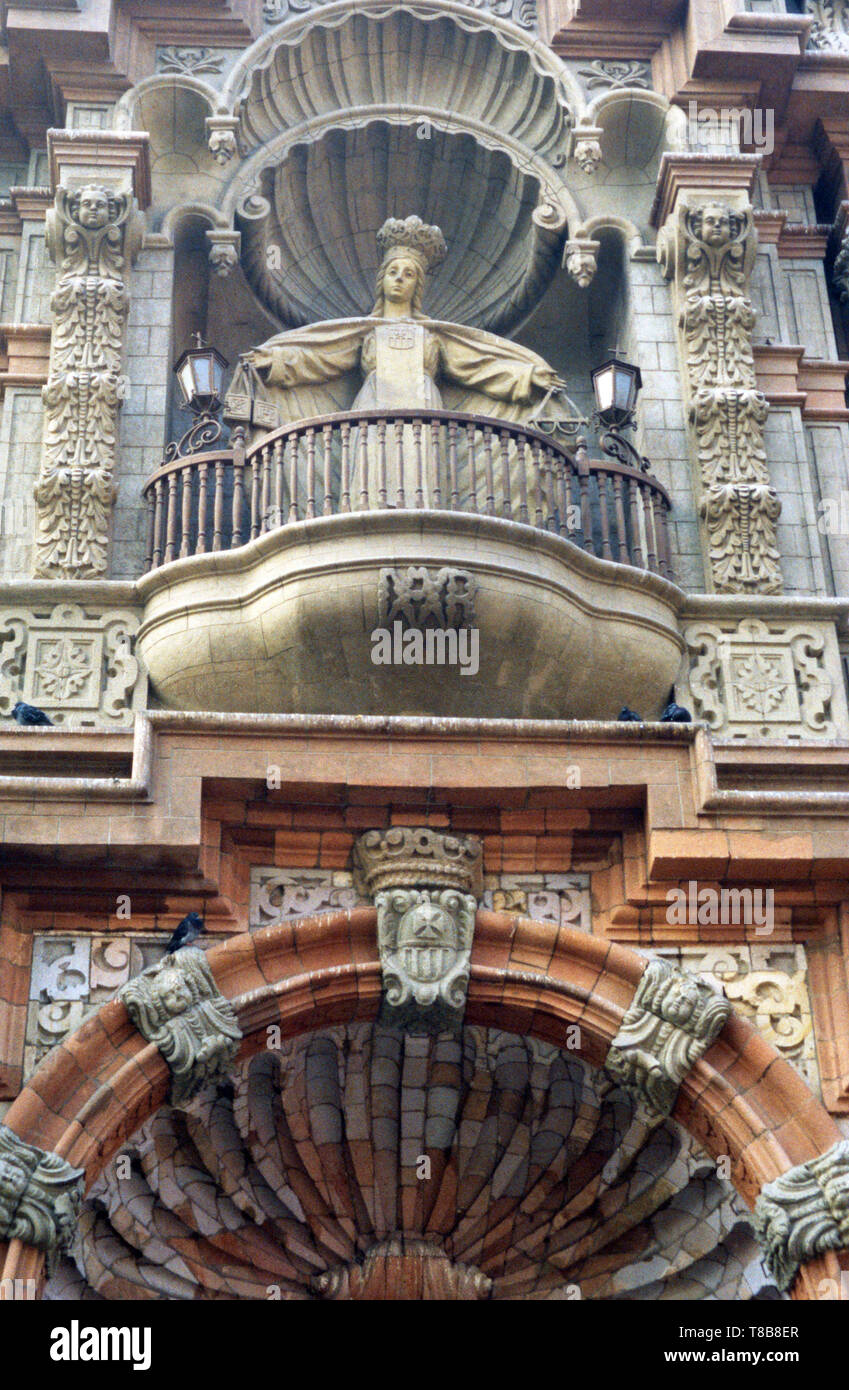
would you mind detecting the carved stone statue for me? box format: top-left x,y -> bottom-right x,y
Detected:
754,1141 -> 849,1291
603,958 -> 732,1117
119,947 -> 242,1105
0,1125 -> 84,1266
232,216 -> 564,429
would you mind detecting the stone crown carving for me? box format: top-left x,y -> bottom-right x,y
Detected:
0,1125 -> 84,1266
353,827 -> 483,897
604,958 -> 732,1118
753,1141 -> 849,1292
119,947 -> 242,1106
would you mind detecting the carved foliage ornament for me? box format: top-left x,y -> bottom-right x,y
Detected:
0,1126 -> 84,1265
378,567 -> 476,629
35,185 -> 141,579
658,199 -> 782,595
119,947 -> 242,1106
263,0 -> 536,25
603,958 -> 732,1118
805,0 -> 849,50
684,616 -> 842,738
754,1141 -> 849,1292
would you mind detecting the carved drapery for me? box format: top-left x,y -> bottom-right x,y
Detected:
754,1141 -> 849,1292
0,1126 -> 84,1268
603,958 -> 732,1118
34,185 -> 142,579
353,828 -> 483,1032
118,947 -> 242,1105
658,199 -> 783,595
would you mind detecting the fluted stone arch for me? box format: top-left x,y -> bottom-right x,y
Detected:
0,909 -> 843,1299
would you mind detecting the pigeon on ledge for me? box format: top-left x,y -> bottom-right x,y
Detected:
11,701 -> 53,726
617,707 -> 643,722
660,702 -> 692,723
166,911 -> 206,954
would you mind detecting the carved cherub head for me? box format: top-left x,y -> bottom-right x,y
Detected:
149,965 -> 193,1018
72,186 -> 113,230
0,1153 -> 30,1210
693,203 -> 732,248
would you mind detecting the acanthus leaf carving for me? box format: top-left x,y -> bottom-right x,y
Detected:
35,185 -> 141,580
754,1141 -> 849,1292
119,947 -> 242,1106
660,198 -> 782,594
0,1125 -> 85,1268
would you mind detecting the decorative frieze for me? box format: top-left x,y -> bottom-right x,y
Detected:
576,60 -> 652,91
353,828 -> 483,1032
155,46 -> 227,75
119,947 -> 241,1106
0,1126 -> 84,1265
250,868 -> 358,928
35,185 -> 142,578
682,615 -> 848,739
377,567 -> 476,630
754,1141 -> 849,1292
0,601 -> 146,726
658,197 -> 783,594
262,0 -> 536,23
604,958 -> 732,1117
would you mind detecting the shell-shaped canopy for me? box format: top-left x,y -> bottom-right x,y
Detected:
238,122 -> 563,333
45,1024 -> 780,1301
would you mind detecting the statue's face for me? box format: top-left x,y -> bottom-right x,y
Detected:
77,189 -> 110,229
0,1156 -> 29,1205
700,205 -> 730,247
382,255 -> 419,308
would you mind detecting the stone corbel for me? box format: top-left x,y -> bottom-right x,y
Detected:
603,958 -> 732,1118
571,124 -> 604,175
118,947 -> 242,1105
655,172 -> 783,596
206,227 -> 241,278
0,1125 -> 84,1271
754,1141 -> 849,1292
206,115 -> 240,166
563,235 -> 600,288
353,828 -> 483,1033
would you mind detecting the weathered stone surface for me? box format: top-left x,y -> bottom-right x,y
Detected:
604,958 -> 732,1117
119,947 -> 241,1105
754,1141 -> 849,1292
0,1125 -> 84,1264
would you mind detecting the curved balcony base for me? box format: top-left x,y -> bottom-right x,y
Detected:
136,512 -> 685,720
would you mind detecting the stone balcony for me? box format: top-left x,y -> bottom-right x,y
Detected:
135,407 -> 685,719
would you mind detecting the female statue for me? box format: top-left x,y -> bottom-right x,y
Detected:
230,216 -> 566,508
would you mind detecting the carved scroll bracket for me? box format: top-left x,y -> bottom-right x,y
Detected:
0,1125 -> 84,1270
603,957 -> 732,1118
118,947 -> 242,1105
754,1141 -> 849,1292
353,828 -> 483,1033
657,189 -> 783,595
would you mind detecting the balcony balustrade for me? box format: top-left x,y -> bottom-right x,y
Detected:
143,408 -> 672,581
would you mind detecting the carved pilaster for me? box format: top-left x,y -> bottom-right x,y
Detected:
118,947 -> 241,1105
0,1126 -> 84,1269
35,184 -> 142,578
658,193 -> 783,594
353,828 -> 483,1033
603,958 -> 732,1118
754,1141 -> 849,1292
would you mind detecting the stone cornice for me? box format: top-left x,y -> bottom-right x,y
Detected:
0,324 -> 51,391
753,343 -> 849,421
47,129 -> 152,208
650,152 -> 760,229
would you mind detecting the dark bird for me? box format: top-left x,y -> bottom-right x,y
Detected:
618,706 -> 643,722
11,701 -> 53,726
166,911 -> 206,954
660,701 -> 692,723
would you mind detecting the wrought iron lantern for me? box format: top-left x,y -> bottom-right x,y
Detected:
167,333 -> 229,460
590,352 -> 642,429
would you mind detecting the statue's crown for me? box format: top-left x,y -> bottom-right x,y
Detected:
353,827 -> 482,897
376,216 -> 447,272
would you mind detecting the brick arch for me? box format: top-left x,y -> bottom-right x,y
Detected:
0,908 -> 843,1299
